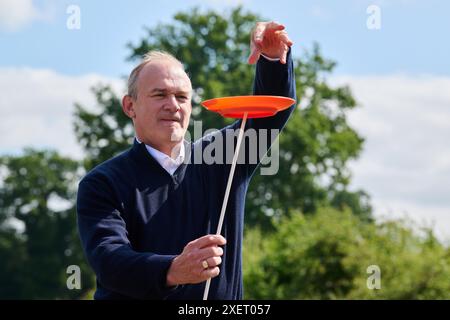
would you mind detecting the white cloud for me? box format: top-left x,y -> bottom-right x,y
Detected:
375,200 -> 450,244
331,74 -> 450,242
0,67 -> 124,159
0,0 -> 54,32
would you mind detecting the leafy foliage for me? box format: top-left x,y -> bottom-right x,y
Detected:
0,150 -> 94,299
74,85 -> 133,170
243,208 -> 450,299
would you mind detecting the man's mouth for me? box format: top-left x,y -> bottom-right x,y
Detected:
160,118 -> 181,125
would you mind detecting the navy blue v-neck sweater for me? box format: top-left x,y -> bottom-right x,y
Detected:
76,50 -> 296,300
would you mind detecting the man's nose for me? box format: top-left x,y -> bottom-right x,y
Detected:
164,94 -> 180,112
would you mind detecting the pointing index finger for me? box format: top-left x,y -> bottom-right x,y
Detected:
255,22 -> 284,43
265,21 -> 285,32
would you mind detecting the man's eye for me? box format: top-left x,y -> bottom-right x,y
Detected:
177,96 -> 188,100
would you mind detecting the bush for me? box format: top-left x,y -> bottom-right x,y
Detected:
243,207 -> 450,299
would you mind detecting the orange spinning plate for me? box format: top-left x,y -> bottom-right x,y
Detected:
201,95 -> 296,119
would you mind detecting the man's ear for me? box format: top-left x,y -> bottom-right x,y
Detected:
122,95 -> 136,119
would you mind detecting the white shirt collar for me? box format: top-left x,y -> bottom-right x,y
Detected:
135,137 -> 185,176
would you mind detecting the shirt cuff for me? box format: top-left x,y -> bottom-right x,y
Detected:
260,53 -> 281,62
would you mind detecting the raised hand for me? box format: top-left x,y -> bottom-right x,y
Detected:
248,21 -> 294,65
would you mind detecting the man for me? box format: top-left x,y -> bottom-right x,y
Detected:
77,21 -> 296,299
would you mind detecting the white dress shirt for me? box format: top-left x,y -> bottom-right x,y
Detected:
135,137 -> 185,176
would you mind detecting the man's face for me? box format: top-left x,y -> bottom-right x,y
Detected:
131,59 -> 192,154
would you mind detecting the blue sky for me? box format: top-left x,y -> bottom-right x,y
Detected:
1,0 -> 450,77
1,0 -> 450,240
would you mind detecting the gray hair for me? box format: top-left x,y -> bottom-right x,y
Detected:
127,50 -> 185,100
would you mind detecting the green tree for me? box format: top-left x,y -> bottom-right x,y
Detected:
73,6 -> 371,229
243,208 -> 450,299
1,6 -> 446,301
74,85 -> 133,171
0,149 -> 94,299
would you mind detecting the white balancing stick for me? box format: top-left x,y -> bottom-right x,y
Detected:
203,112 -> 248,300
